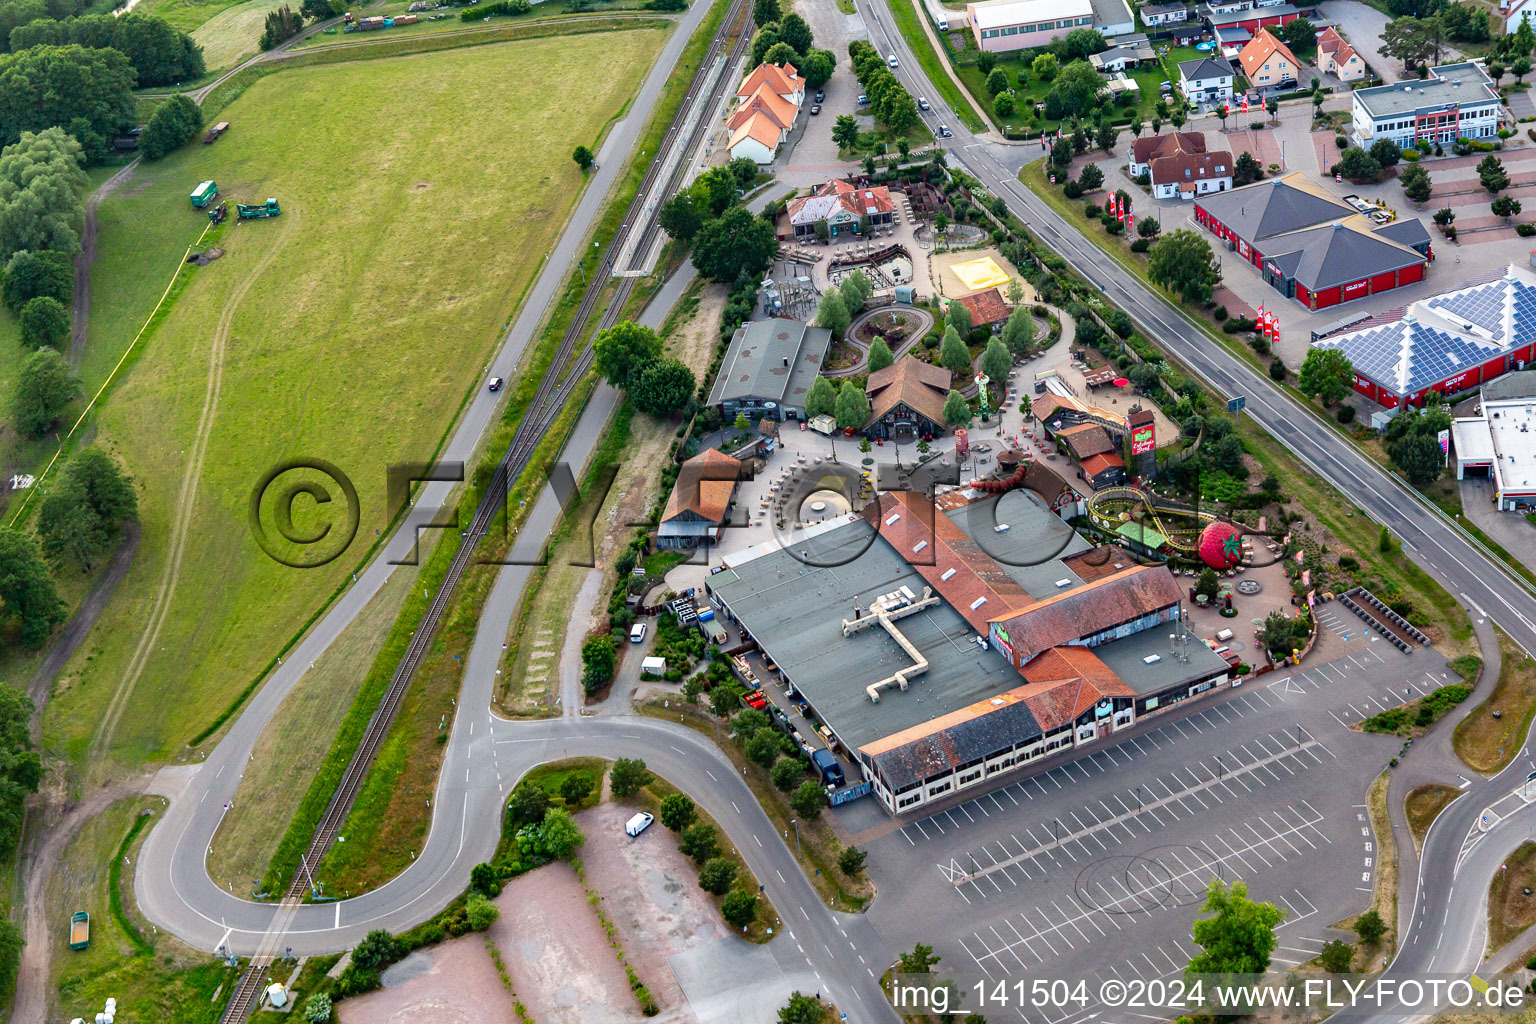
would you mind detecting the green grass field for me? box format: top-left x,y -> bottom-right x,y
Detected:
190,0 -> 294,71
40,27 -> 669,773
141,0 -> 267,35
53,798 -> 240,1022
290,0 -> 662,51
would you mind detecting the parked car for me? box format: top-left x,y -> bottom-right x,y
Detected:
815,89 -> 824,102
918,96 -> 930,110
810,104 -> 821,115
857,94 -> 869,105
629,622 -> 647,643
625,812 -> 654,837
487,376 -> 504,391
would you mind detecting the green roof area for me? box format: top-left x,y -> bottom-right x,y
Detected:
1115,520 -> 1169,548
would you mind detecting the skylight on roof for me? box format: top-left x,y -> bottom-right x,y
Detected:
970,597 -> 987,610
940,567 -> 957,581
885,512 -> 901,525
913,540 -> 928,554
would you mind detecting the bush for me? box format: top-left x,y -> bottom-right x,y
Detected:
680,823 -> 719,863
659,793 -> 697,832
1130,237 -> 1150,252
838,846 -> 868,876
1213,306 -> 1229,322
1319,939 -> 1354,973
304,993 -> 333,1023
1062,180 -> 1085,198
698,857 -> 739,895
140,93 -> 203,160
1335,135 -> 1350,149
1518,223 -> 1536,237
1336,404 -> 1356,423
1355,909 -> 1385,944
1401,148 -> 1419,161
721,888 -> 758,927
465,893 -> 499,931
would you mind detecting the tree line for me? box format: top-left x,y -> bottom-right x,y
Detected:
750,0 -> 833,89
847,39 -> 919,135
10,11 -> 203,86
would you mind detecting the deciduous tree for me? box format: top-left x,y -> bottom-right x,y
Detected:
680,823 -> 718,863
790,779 -> 827,818
1147,229 -> 1218,303
1187,879 -> 1286,976
0,531 -> 62,651
610,757 -> 652,797
659,792 -> 697,831
804,376 -> 836,418
593,320 -> 662,390
980,337 -> 1010,381
867,336 -> 894,372
36,446 -> 137,571
942,389 -> 970,427
0,129 -> 88,258
659,191 -> 703,242
2,248 -> 71,312
630,358 -> 695,417
1297,348 -> 1353,405
1001,305 -> 1034,354
572,144 -> 594,171
815,289 -> 850,336
833,379 -> 868,429
698,856 -> 738,894
11,345 -> 74,436
722,889 -> 758,927
1480,154 -> 1511,193
140,92 -> 202,160
692,206 -> 777,282
18,295 -> 66,350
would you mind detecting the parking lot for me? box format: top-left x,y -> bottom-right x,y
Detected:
858,635 -> 1450,1023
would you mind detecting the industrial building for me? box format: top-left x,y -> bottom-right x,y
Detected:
1452,372 -> 1536,510
1312,263 -> 1536,408
706,319 -> 832,422
1349,61 -> 1499,150
1194,173 -> 1431,310
705,487 -> 1232,815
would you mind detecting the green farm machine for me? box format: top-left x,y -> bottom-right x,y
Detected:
237,199 -> 281,220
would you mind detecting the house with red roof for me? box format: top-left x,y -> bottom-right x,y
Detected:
728,62 -> 804,165
782,179 -> 896,240
659,449 -> 742,549
1316,26 -> 1366,82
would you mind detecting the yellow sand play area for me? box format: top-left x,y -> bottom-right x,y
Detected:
949,256 -> 1011,292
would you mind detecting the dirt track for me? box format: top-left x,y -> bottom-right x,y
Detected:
70,160 -> 141,368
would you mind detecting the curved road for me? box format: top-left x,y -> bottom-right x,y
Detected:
132,0 -> 1536,1016
848,0 -> 1536,1008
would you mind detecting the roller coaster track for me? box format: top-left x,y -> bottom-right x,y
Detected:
1085,486 -> 1221,554
216,3 -> 751,1019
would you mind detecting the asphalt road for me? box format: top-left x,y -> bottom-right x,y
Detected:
850,3 -> 1536,1013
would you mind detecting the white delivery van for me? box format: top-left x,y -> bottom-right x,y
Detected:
625,812 -> 654,837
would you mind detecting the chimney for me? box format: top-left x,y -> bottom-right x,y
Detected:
783,357 -> 789,367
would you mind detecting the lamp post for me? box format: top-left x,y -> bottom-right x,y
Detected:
791,818 -> 802,861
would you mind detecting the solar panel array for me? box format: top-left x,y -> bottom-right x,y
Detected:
1425,281 -> 1506,340
1324,320 -> 1503,394
1511,279 -> 1536,344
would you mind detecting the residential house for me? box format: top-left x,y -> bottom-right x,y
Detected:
1351,62 -> 1499,148
864,355 -> 952,439
780,179 -> 895,240
1128,130 -> 1205,176
728,62 -> 804,164
1089,38 -> 1156,71
1139,1 -> 1189,25
706,318 -> 832,421
1090,0 -> 1136,36
1178,54 -> 1236,103
1149,147 -> 1233,199
1236,28 -> 1302,95
658,449 -> 742,549
1316,26 -> 1366,82
1507,0 -> 1535,33
966,0 -> 1095,51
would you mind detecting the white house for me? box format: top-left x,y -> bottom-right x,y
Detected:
1506,0 -> 1534,33
727,61 -> 804,165
1140,1 -> 1189,25
1150,150 -> 1233,199
1178,54 -> 1236,104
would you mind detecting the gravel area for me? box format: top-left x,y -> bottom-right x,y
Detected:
578,800 -> 732,1013
338,932 -> 516,1024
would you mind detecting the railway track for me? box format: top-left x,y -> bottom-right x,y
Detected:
276,0 -> 751,908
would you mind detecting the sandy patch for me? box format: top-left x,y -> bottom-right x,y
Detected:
490,859 -> 640,1024
577,802 -> 730,1011
930,246 -> 1026,299
338,932 -> 515,1024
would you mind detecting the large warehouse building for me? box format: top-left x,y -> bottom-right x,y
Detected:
1311,263 -> 1536,408
1194,174 -> 1431,310
705,486 -> 1232,815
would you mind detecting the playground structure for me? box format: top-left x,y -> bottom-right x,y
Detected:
1087,486 -> 1253,568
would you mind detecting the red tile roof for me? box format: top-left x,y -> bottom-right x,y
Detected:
1017,646 -> 1135,731
1150,149 -> 1233,189
988,564 -> 1183,663
662,448 -> 741,525
1237,28 -> 1302,81
957,288 -> 1010,327
1130,131 -> 1206,167
873,490 -> 1031,633
1081,452 -> 1126,478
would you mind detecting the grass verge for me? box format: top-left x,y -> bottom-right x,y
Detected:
54,798 -> 240,1023
1488,840 -> 1536,955
1357,684 -> 1471,737
1454,629 -> 1536,774
886,0 -> 986,133
1405,783 -> 1462,851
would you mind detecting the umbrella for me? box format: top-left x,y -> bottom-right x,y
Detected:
1113,377 -> 1130,387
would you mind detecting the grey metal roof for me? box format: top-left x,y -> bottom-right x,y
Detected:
1268,221 -> 1425,292
1353,62 -> 1497,119
1373,218 -> 1431,250
1482,370 -> 1536,401
1178,55 -> 1235,81
708,519 -> 1027,752
1205,2 -> 1297,23
1093,620 -> 1234,697
867,701 -> 1043,791
942,491 -> 1094,600
1195,175 -> 1354,242
707,319 -> 832,409
1141,2 -> 1188,14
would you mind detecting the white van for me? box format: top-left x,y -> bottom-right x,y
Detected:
630,621 -> 647,643
625,812 -> 654,837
